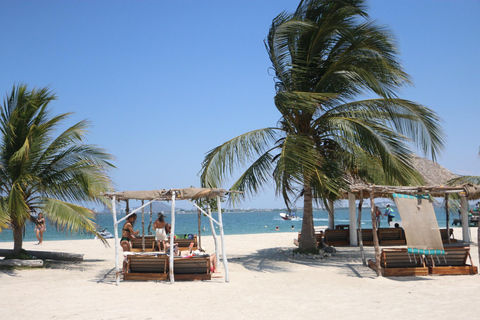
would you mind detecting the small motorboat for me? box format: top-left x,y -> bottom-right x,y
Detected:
95,228 -> 114,239
279,212 -> 296,220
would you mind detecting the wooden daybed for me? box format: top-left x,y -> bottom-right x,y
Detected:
123,253 -> 211,281
368,248 -> 429,276
124,254 -> 168,281
324,229 -> 350,246
425,246 -> 477,275
131,235 -> 198,252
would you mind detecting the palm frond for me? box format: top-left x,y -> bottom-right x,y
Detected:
43,198 -> 107,245
200,128 -> 279,188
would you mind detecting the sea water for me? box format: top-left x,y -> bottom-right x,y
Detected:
0,208 -> 455,243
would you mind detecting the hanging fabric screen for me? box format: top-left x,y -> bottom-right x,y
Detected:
393,193 -> 444,255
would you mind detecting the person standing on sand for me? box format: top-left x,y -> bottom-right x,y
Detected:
35,213 -> 46,244
153,213 -> 167,252
385,204 -> 396,226
120,213 -> 139,274
374,206 -> 384,229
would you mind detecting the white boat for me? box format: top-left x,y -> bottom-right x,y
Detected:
279,212 -> 297,220
95,228 -> 114,239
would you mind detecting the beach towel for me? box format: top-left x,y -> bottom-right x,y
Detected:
393,193 -> 444,255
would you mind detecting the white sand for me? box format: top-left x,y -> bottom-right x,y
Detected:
1,228 -> 479,320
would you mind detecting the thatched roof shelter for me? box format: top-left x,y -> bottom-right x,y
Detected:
411,155 -> 459,185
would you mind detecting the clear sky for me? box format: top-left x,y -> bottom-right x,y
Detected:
1,0 -> 479,209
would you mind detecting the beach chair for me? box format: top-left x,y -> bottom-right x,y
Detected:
171,255 -> 212,281
324,229 -> 350,246
131,235 -> 156,252
378,228 -> 406,245
426,246 -> 478,275
357,229 -> 374,246
294,231 -> 323,246
124,254 -> 168,281
440,229 -> 456,243
172,235 -> 198,251
368,248 -> 429,276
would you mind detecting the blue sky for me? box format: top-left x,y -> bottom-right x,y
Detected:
1,0 -> 479,209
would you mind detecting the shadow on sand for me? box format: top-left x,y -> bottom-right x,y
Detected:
228,245 -> 433,281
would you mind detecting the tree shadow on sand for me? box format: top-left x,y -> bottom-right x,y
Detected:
228,246 -> 433,281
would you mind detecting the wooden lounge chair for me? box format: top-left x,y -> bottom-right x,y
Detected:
124,254 -> 168,281
358,229 -> 374,246
172,235 -> 198,251
131,235 -> 156,252
368,248 -> 428,276
171,255 -> 212,281
440,229 -> 457,244
294,231 -> 323,246
378,228 -> 406,245
324,229 -> 350,246
426,246 -> 478,275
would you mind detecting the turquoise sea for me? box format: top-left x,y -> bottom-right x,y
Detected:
0,207 -> 455,243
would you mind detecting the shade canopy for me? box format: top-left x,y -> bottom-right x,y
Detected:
103,188 -> 230,201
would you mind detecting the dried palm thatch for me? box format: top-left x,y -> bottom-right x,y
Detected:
347,155 -> 470,198
411,155 -> 459,186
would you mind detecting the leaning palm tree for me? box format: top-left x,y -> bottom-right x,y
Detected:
200,0 -> 444,250
0,85 -> 115,255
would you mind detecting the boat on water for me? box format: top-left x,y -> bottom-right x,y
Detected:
95,228 -> 114,239
279,212 -> 297,220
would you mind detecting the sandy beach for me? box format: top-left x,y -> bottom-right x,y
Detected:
1,228 -> 479,320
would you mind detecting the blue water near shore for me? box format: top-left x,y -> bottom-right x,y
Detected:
0,207 -> 454,243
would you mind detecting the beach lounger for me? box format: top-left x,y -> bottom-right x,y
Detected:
440,228 -> 457,244
368,248 -> 428,276
324,229 -> 350,246
378,228 -> 406,245
171,255 -> 212,281
357,229 -> 374,246
131,235 -> 156,252
172,235 -> 198,251
124,253 -> 168,281
426,246 -> 478,275
294,231 -> 323,246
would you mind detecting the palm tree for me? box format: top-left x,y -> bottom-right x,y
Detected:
200,0 -> 444,250
0,85 -> 115,255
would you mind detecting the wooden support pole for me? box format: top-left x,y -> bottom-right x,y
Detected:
357,190 -> 366,265
328,199 -> 335,229
348,192 -> 357,246
169,192 -> 176,284
197,208 -> 202,250
112,196 -> 120,285
148,202 -> 153,235
370,187 -> 381,276
461,195 -> 470,243
445,194 -> 450,245
217,196 -> 229,282
141,200 -> 145,252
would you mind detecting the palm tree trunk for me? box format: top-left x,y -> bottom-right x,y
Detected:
13,225 -> 23,255
299,185 -> 317,250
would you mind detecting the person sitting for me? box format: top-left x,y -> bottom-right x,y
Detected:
179,245 -> 218,273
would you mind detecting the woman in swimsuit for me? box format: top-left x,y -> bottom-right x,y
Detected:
120,213 -> 139,251
35,213 -> 46,245
121,213 -> 139,274
153,213 -> 167,252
